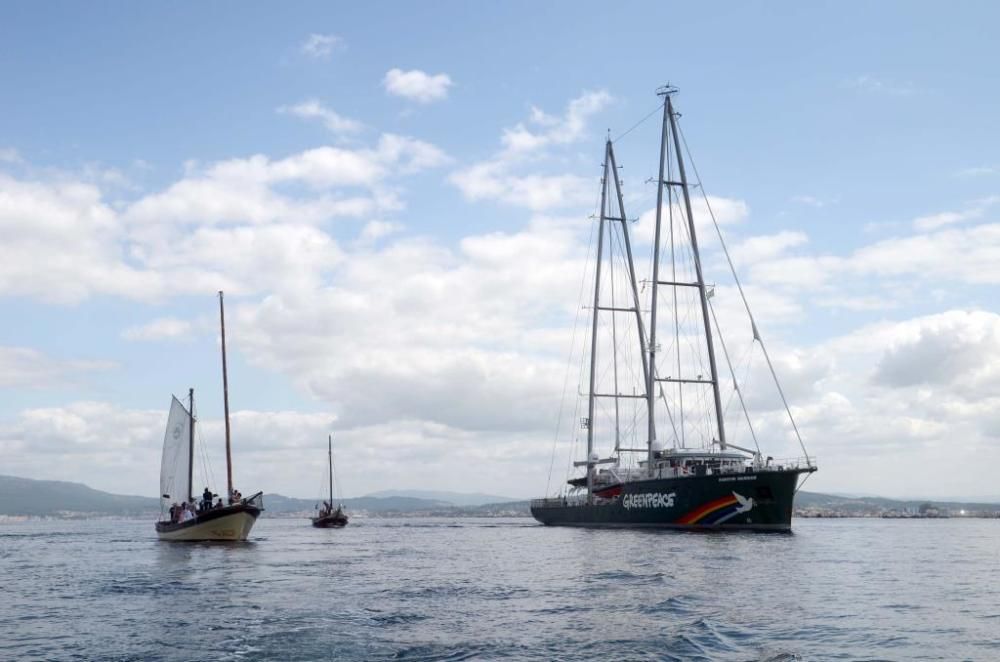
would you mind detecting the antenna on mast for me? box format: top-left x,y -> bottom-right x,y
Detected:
656,84 -> 679,98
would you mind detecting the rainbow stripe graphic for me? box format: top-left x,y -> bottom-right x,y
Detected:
676,493 -> 743,525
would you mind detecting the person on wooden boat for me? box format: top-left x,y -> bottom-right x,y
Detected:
201,487 -> 215,512
169,503 -> 179,522
215,498 -> 223,509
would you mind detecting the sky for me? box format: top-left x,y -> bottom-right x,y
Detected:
2,1 -> 1000,500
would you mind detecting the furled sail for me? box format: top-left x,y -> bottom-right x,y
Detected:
159,396 -> 192,508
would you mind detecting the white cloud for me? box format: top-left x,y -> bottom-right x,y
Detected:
847,75 -> 915,96
731,231 -> 808,265
450,163 -> 594,211
278,100 -> 363,134
912,196 -> 999,232
680,308 -> 1000,498
955,166 -> 998,177
853,223 -> 1000,283
122,136 -> 446,230
0,174 -> 159,303
383,68 -> 453,103
791,195 -> 826,208
0,147 -> 22,164
871,310 -> 1000,389
500,90 -> 612,156
10,309 -> 1000,500
730,207 -> 1000,307
122,317 -> 193,342
450,90 -> 612,210
0,401 -> 554,499
228,216 -> 589,436
0,131 -> 448,303
300,33 -> 343,59
632,195 -> 750,246
357,220 -> 403,244
0,346 -> 113,388
11,89 -> 1000,501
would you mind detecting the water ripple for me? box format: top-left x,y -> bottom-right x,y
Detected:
1,517 -> 999,660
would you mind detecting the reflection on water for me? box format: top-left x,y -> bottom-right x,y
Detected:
2,517 -> 999,660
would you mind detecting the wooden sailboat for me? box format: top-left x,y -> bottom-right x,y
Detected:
154,291 -> 263,541
312,435 -> 348,528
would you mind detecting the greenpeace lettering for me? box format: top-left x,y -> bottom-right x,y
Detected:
622,492 -> 676,510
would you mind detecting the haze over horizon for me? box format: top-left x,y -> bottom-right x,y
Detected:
3,2 -> 1000,501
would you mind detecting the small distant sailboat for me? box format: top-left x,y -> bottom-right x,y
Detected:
154,292 -> 263,542
312,435 -> 348,528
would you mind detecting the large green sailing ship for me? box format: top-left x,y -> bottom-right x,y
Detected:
531,87 -> 816,531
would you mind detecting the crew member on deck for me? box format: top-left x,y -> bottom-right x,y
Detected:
202,487 -> 214,512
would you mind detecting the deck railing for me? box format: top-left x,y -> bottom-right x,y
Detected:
762,456 -> 817,471
530,496 -> 589,508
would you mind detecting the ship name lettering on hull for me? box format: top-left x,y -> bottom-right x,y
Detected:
622,492 -> 676,510
718,475 -> 757,482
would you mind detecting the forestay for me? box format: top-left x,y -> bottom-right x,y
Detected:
159,396 -> 191,508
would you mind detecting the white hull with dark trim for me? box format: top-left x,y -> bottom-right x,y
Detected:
155,505 -> 260,542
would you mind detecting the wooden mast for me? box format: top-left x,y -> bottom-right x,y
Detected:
328,435 -> 333,508
219,291 -> 234,502
187,387 -> 195,504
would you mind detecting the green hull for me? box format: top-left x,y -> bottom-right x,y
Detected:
531,469 -> 806,531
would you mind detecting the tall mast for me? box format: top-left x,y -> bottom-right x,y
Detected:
584,147 -> 610,501
666,95 -> 727,449
646,89 -> 672,471
328,435 -> 334,506
187,387 -> 194,504
606,140 -> 654,451
219,291 -> 234,500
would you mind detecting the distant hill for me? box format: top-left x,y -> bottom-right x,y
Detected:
795,491 -> 1000,514
0,475 -> 158,516
363,489 -> 520,507
4,474 -> 997,519
0,475 -> 459,518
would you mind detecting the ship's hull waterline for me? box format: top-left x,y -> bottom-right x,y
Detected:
531,469 -> 807,531
155,505 -> 260,541
311,514 -> 348,528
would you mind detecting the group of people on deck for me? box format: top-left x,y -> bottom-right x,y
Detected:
318,500 -> 343,517
167,487 -> 243,524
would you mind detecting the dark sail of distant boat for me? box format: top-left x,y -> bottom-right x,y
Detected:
312,435 -> 348,528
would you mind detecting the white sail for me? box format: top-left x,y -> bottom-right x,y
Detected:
159,396 -> 192,508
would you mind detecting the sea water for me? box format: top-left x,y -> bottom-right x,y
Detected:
1,517 -> 998,660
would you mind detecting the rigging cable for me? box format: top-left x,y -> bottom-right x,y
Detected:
675,121 -> 812,465
708,297 -> 761,455
611,102 -> 667,145
192,399 -> 217,501
545,177 -> 602,496
330,435 -> 344,503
